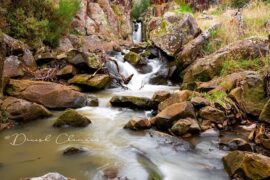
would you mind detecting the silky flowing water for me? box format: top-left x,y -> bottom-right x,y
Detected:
0,52 -> 229,180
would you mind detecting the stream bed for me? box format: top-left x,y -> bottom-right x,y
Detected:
0,52 -> 229,180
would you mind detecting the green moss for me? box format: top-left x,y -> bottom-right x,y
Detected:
53,109 -> 91,128
203,90 -> 230,107
220,58 -> 264,76
111,3 -> 122,17
244,83 -> 267,108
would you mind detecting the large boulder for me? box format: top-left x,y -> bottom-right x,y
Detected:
149,12 -> 201,56
6,80 -> 98,109
229,73 -> 268,117
158,90 -> 194,111
259,99 -> 270,123
53,109 -> 91,128
154,102 -> 196,130
68,74 -> 110,89
1,97 -> 51,123
182,38 -> 270,89
110,96 -> 158,110
223,151 -> 270,179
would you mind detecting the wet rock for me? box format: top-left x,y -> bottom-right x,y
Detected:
190,97 -> 210,108
53,109 -> 91,128
63,146 -> 88,155
6,79 -> 98,109
124,51 -> 141,65
171,118 -> 200,136
56,65 -> 77,78
148,130 -> 192,151
4,56 -> 24,78
152,91 -> 171,103
219,138 -> 252,151
154,102 -> 196,130
182,38 -> 270,89
110,96 -> 158,110
259,99 -> 270,123
223,151 -> 270,179
149,13 -> 201,56
158,90 -> 194,111
229,73 -> 268,117
124,118 -> 151,130
68,74 -> 110,89
102,167 -> 118,179
199,106 -> 225,124
1,97 -> 52,123
22,172 -> 72,180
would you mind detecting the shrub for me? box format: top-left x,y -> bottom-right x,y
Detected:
131,0 -> 150,19
2,0 -> 80,48
46,0 -> 81,47
230,0 -> 250,8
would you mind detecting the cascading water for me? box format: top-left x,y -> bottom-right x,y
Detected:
106,51 -> 164,90
133,21 -> 142,44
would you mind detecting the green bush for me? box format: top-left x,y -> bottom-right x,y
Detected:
131,0 -> 150,19
230,0 -> 250,8
46,0 -> 81,47
1,0 -> 80,48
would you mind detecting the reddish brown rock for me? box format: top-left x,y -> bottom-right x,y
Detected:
1,97 -> 51,123
6,80 -> 98,109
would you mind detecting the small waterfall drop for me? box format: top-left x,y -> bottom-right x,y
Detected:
133,21 -> 142,44
106,51 -> 163,90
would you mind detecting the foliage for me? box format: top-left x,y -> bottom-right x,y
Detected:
46,0 -> 80,47
131,0 -> 150,19
230,0 -> 250,8
203,90 -> 231,107
1,0 -> 80,48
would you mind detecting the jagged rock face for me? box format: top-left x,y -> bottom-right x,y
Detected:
72,0 -> 132,41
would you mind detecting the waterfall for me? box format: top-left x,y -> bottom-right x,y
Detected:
106,51 -> 163,90
133,21 -> 142,44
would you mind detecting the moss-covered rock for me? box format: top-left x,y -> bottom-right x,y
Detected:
259,99 -> 270,123
110,96 -> 158,110
182,38 -> 270,89
53,109 -> 91,128
149,13 -> 201,56
57,65 -> 77,78
229,73 -> 268,117
68,74 -> 110,89
124,51 -> 141,65
223,151 -> 270,179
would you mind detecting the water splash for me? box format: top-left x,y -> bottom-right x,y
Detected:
133,22 -> 142,44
